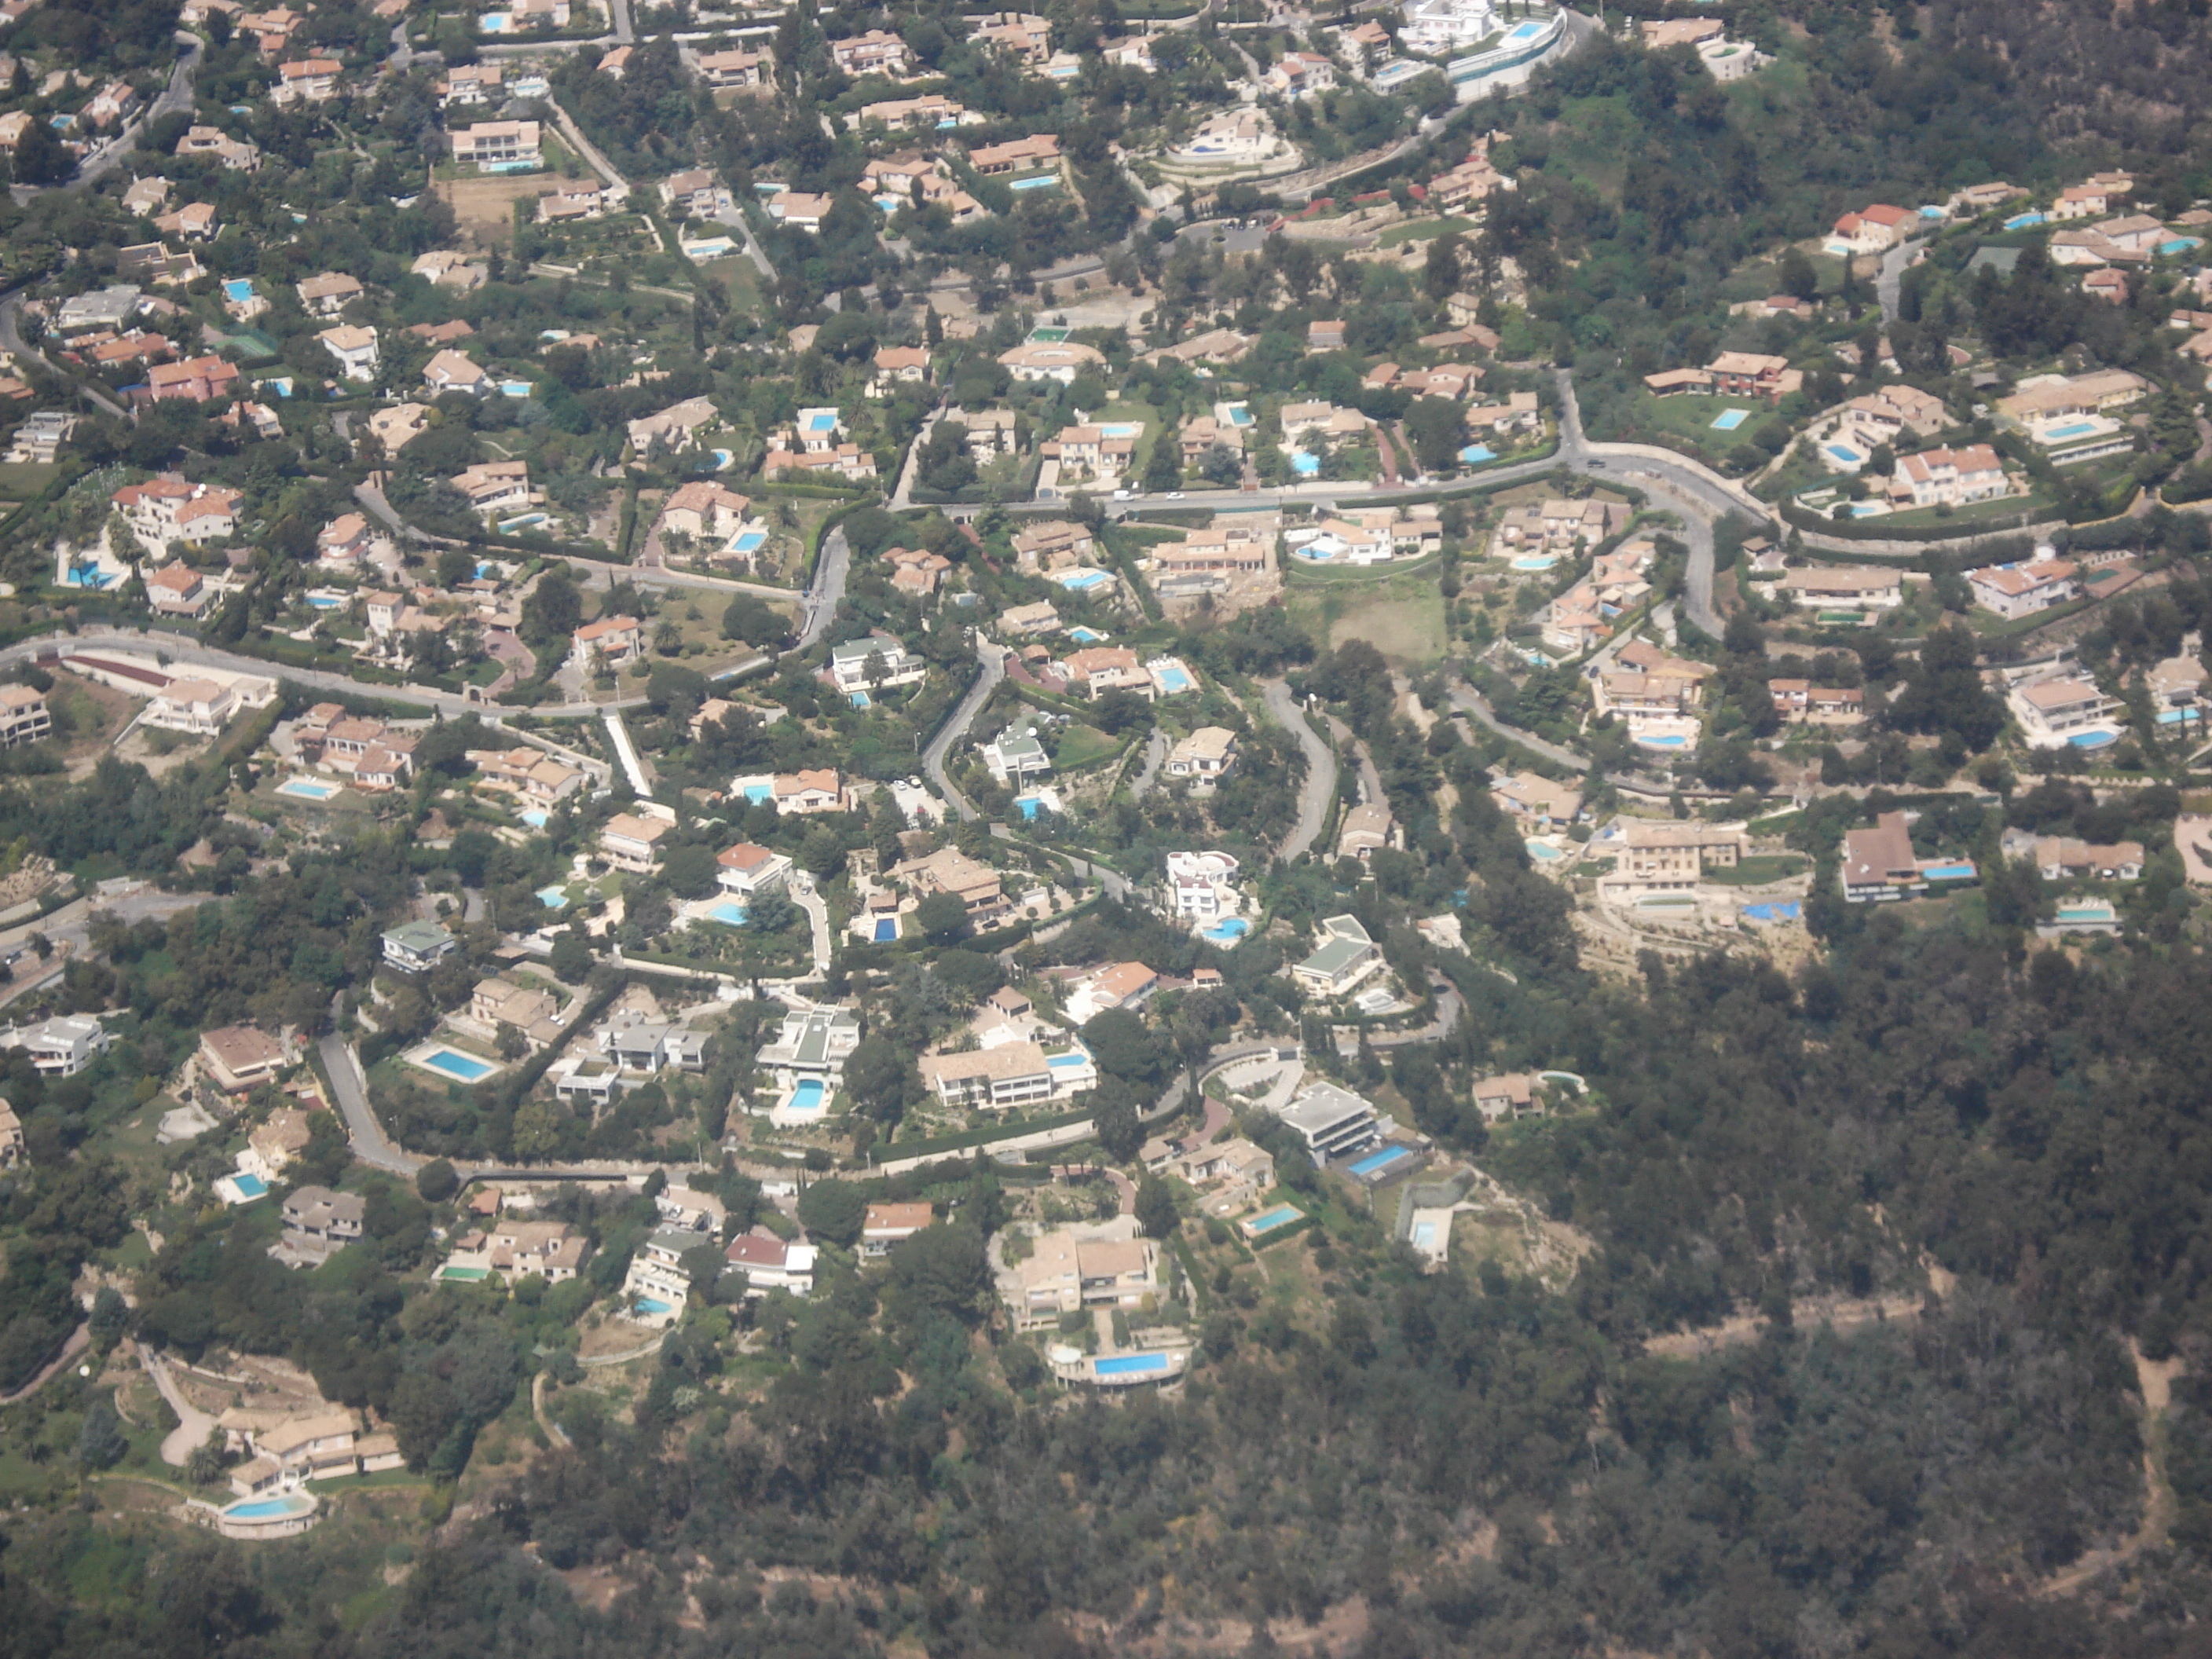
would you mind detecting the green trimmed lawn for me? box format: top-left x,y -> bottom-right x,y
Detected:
1053,723 -> 1121,769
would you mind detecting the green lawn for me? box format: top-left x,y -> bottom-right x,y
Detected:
1630,390 -> 1789,456
1378,214 -> 1477,247
1705,854 -> 1807,886
1053,723 -> 1122,769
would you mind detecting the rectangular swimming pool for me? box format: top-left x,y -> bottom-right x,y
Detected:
438,1264 -> 490,1282
1097,422 -> 1143,438
709,900 -> 749,925
419,1048 -> 494,1082
1244,1203 -> 1304,1236
231,1174 -> 268,1199
1094,1352 -> 1171,1376
731,530 -> 767,553
787,1079 -> 826,1114
1346,1145 -> 1415,1177
277,778 -> 339,800
1711,408 -> 1752,430
1155,667 -> 1192,691
1921,862 -> 1976,881
1058,569 -> 1111,590
873,917 -> 897,941
2041,421 -> 2099,440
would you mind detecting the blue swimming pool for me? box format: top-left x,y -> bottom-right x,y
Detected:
2056,903 -> 2115,924
743,783 -> 772,804
1459,445 -> 1496,464
1067,627 -> 1106,643
1155,667 -> 1192,692
1711,408 -> 1752,430
306,594 -> 343,610
804,412 -> 839,433
1525,840 -> 1564,861
1097,422 -> 1143,438
1246,1203 -> 1303,1235
1411,1220 -> 1437,1248
1346,1145 -> 1415,1177
1016,796 -> 1041,820
1094,1352 -> 1171,1376
277,778 -> 339,800
2042,420 -> 2099,440
850,691 -> 871,709
712,449 -> 734,469
731,530 -> 767,553
788,1078 -> 826,1114
1201,917 -> 1249,944
231,1173 -> 268,1199
1743,901 -> 1801,922
2160,708 -> 2201,723
1225,405 -> 1254,427
419,1049 -> 493,1082
1636,734 -> 1690,748
1923,862 -> 1977,881
634,1296 -> 675,1314
2163,237 -> 2203,256
538,885 -> 568,907
1291,452 -> 1320,476
873,916 -> 898,941
1511,554 -> 1557,571
2005,211 -> 2048,230
500,381 -> 533,398
225,1495 -> 314,1519
222,279 -> 255,303
1824,444 -> 1865,464
2066,731 -> 2116,749
1010,175 -> 1059,191
709,900 -> 749,925
1058,569 -> 1111,590
522,809 -> 549,829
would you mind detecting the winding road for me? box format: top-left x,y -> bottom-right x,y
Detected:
921,634 -> 1006,822
1261,679 -> 1336,860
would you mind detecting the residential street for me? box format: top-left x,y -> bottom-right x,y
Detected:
1261,678 -> 1336,860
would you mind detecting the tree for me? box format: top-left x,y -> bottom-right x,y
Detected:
436,548 -> 477,588
1144,434 -> 1182,493
797,1177 -> 866,1246
722,595 -> 788,648
884,1223 -> 991,1327
1092,1082 -> 1144,1163
11,119 -> 70,188
914,890 -> 971,945
663,843 -> 720,898
1778,245 -> 1820,302
522,569 -> 583,642
76,1398 -> 127,1470
1082,1008 -> 1171,1088
843,1035 -> 914,1126
548,930 -> 595,983
1423,230 -> 1465,301
1403,397 -> 1467,474
417,1159 -> 460,1203
1135,1175 -> 1178,1240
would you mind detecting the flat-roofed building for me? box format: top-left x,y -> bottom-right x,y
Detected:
1273,1080 -> 1381,1163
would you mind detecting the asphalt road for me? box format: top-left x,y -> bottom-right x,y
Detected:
319,1029 -> 419,1174
796,526 -> 849,653
921,635 -> 1006,822
0,291 -> 128,419
1261,678 -> 1336,860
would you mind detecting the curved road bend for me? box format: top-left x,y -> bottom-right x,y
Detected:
921,635 -> 1006,822
1261,678 -> 1336,860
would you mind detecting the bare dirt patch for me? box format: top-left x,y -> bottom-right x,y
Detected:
1642,1291 -> 1929,1360
435,174 -> 561,249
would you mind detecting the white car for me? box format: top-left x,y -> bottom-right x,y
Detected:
1166,491 -> 1185,500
